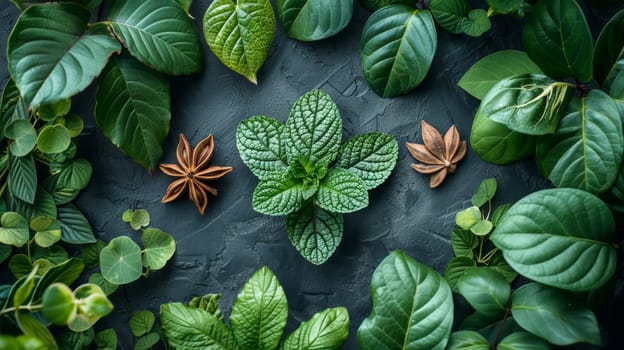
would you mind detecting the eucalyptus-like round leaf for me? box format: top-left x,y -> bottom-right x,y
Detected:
130,209 -> 150,231
42,283 -> 77,325
446,331 -> 489,350
100,236 -> 143,285
277,0 -> 353,41
316,168 -> 368,214
470,111 -> 536,165
523,0 -> 593,82
236,115 -> 287,180
7,3 -> 121,108
457,268 -> 510,318
37,124 -> 71,154
58,113 -> 84,137
491,188 -> 616,291
536,90 -> 623,194
361,5 -> 437,97
286,204 -> 343,264
282,307 -> 350,349
203,0 -> 275,83
358,250 -> 454,350
455,206 -> 481,230
142,228 -> 176,270
593,9 -> 624,84
37,98 -> 71,121
5,119 -> 36,157
0,212 -> 29,247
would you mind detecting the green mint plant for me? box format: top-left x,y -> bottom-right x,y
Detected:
129,309 -> 163,350
161,267 -> 350,350
236,89 -> 398,264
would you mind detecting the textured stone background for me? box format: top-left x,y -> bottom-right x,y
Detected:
1,1 -> 622,349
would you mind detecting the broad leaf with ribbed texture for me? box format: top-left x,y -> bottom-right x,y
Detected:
253,168 -> 305,215
203,0 -> 275,83
0,212 -> 29,247
497,332 -> 550,350
58,204 -> 96,244
361,5 -> 437,97
0,79 -> 26,140
470,111 -> 536,165
95,53 -> 170,171
358,250 -> 453,350
459,50 -> 542,100
316,168 -> 368,213
286,204 -> 343,265
336,132 -> 398,190
284,90 -> 342,164
450,229 -> 477,258
9,154 -> 36,204
237,116 -> 287,179
457,268 -> 510,318
536,90 -> 623,194
593,9 -> 624,84
491,188 -> 616,291
8,3 -> 120,108
359,0 -> 413,11
277,0 -> 352,41
281,307 -> 349,350
108,0 -> 202,75
161,303 -> 237,350
57,159 -> 92,191
523,0 -> 593,82
230,267 -> 287,350
445,331 -> 489,350
445,256 -> 475,293
32,258 -> 84,300
430,0 -> 491,37
100,236 -> 142,285
511,283 -> 601,346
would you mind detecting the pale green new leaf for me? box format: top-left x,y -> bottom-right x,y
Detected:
142,228 -> 176,270
277,0 -> 353,41
445,331 -> 489,350
161,303 -> 237,350
37,125 -> 71,154
497,332 -> 551,350
0,212 -> 29,247
286,204 -> 343,264
42,283 -> 77,326
252,169 -> 305,215
236,115 -> 287,179
100,236 -> 143,285
203,0 -> 275,83
281,307 -> 349,350
316,168 -> 368,213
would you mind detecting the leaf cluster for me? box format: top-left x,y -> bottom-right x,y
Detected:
237,89 -> 398,264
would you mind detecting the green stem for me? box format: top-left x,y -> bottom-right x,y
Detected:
0,303 -> 44,317
477,236 -> 485,262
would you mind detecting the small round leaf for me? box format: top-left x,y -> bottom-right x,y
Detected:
100,236 -> 143,285
142,228 -> 176,270
42,283 -> 77,325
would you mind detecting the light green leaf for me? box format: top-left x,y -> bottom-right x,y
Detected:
32,217 -> 62,248
236,116 -> 287,179
9,254 -> 32,279
37,99 -> 71,121
37,125 -> 71,154
142,228 -> 176,270
471,178 -> 497,207
135,333 -> 161,350
203,0 -> 275,83
160,303 -> 237,350
95,52 -> 171,171
5,119 -> 36,157
16,312 -> 58,350
359,0 -> 413,11
430,0 -> 471,34
536,90 -> 623,194
88,272 -> 119,296
511,283 -> 600,346
42,283 -> 77,325
130,310 -> 156,337
450,229 -> 477,258
32,258 -> 85,300
497,332 -> 551,350
253,169 -> 305,215
316,168 -> 368,213
460,9 -> 491,37
445,256 -> 476,293
7,3 -> 121,108
478,74 -> 573,135
445,331 -> 489,350
57,158 -> 92,190
455,206 -> 481,230
457,268 -> 510,318
282,307 -> 349,350
470,111 -> 536,165
358,250 -> 453,350
58,113 -> 84,137
286,204 -> 343,265
57,204 -> 96,244
491,188 -> 616,291
231,267 -> 288,350
336,132 -> 398,190
593,9 -> 624,84
14,267 -> 37,307
0,212 -> 29,247
277,0 -> 353,41
9,154 -> 37,205
487,0 -> 525,15
284,90 -> 342,164
470,220 -> 492,236
69,284 -> 114,332
361,5 -> 437,97
130,209 -> 150,230
95,329 -> 118,350
523,0 -> 593,82
108,0 -> 202,75
1,79 -> 26,140
100,236 -> 143,285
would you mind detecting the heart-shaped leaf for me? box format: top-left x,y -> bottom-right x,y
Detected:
108,0 -> 202,75
282,307 -> 349,350
445,331 -> 490,350
203,0 -> 275,83
130,310 -> 156,337
536,90 -> 623,194
31,217 -> 62,248
361,5 -> 437,97
359,0 -> 413,11
5,119 -> 36,157
58,113 -> 84,137
277,0 -> 353,41
42,283 -> 77,326
236,115 -> 287,180
457,268 -> 510,318
94,329 -> 117,350
252,168 -> 305,215
37,125 -> 71,154
161,303 -> 237,350
523,0 -> 593,82
317,168 -> 368,213
95,53 -> 170,171
460,9 -> 491,37
8,3 -> 121,108
141,228 -> 176,270
57,159 -> 92,191
358,250 -> 454,350
100,236 -> 142,285
57,204 -> 96,244
491,188 -> 616,291
593,9 -> 624,84
470,111 -> 536,165
0,212 -> 29,247
445,256 -> 476,292
286,204 -> 343,264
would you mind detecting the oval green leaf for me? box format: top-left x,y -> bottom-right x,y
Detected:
57,204 -> 96,244
236,115 -> 287,180
445,330 -> 489,350
37,125 -> 71,154
593,9 -> 624,84
457,268 -> 510,318
142,228 -> 176,270
99,236 -> 143,285
42,283 -> 77,325
282,307 -> 349,350
430,0 -> 471,34
57,158 -> 92,191
361,5 -> 437,97
497,332 -> 551,350
317,168 -> 368,213
444,256 -> 476,293
5,119 -> 36,157
130,209 -> 150,231
9,154 -> 37,205
470,111 -> 536,165
130,310 -> 156,337
491,188 -> 616,291
277,0 -> 353,41
286,204 -> 343,265
252,169 -> 305,215
58,113 -> 84,137
0,212 -> 29,247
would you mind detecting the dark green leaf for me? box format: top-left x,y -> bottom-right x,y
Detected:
135,333 -> 161,350
0,79 -> 26,140
100,236 -> 142,285
361,5 -> 437,97
317,168 -> 368,213
282,307 -> 349,350
57,158 -> 92,190
491,203 -> 512,227
445,330 -> 489,350
445,256 -> 476,293
37,125 -> 71,154
277,0 -> 353,41
58,204 -> 96,244
450,229 -> 477,258
9,154 -> 37,204
42,175 -> 81,205
5,119 -> 36,157
16,312 -> 58,350
470,111 -> 536,165
0,244 -> 12,264
9,254 -> 32,279
457,268 -> 510,318
593,9 -> 624,84
130,310 -> 156,337
497,332 -> 550,350
56,329 -> 94,350
94,329 -> 117,350
286,204 -> 343,264
0,212 -> 29,247
460,9 -> 491,37
32,258 -> 85,301
430,0 -> 471,34
491,188 -> 616,291
253,169 -> 305,215
471,178 -> 497,207
523,0 -> 593,81
236,115 -> 287,180
487,0 -> 525,15
358,250 -> 454,350
142,228 -> 176,270
359,0 -> 413,11
58,113 -> 84,137
161,303 -> 237,350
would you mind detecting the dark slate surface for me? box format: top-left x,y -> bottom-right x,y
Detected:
1,1 -> 622,349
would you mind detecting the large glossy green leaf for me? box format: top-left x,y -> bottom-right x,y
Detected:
361,5 -> 437,97
511,283 -> 600,346
458,50 -> 542,100
108,0 -> 202,75
284,90 -> 342,164
457,268 -> 510,318
470,112 -> 536,165
57,204 -> 96,244
478,74 -> 573,135
286,204 -> 343,264
536,90 -> 623,194
203,0 -> 275,83
316,168 -> 368,213
445,331 -> 489,350
358,250 -> 453,350
491,188 -> 616,291
594,9 -> 624,84
141,228 -> 176,270
161,303 -> 237,350
230,267 -> 288,350
100,236 -> 143,285
8,3 -> 120,108
236,116 -> 287,180
253,168 -> 305,215
8,154 -> 37,204
95,53 -> 171,171
281,307 -> 349,350
522,0 -> 593,82
277,0 -> 352,41
497,332 -> 550,350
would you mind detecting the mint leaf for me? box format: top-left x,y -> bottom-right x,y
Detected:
281,307 -> 349,350
286,204 -> 343,265
236,115 -> 287,179
336,132 -> 398,190
316,168 -> 368,213
252,169 -> 304,215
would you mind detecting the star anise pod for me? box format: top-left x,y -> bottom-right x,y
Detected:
159,133 -> 233,215
406,120 -> 467,188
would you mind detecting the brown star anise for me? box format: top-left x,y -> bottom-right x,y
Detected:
406,120 -> 467,188
159,133 -> 233,215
